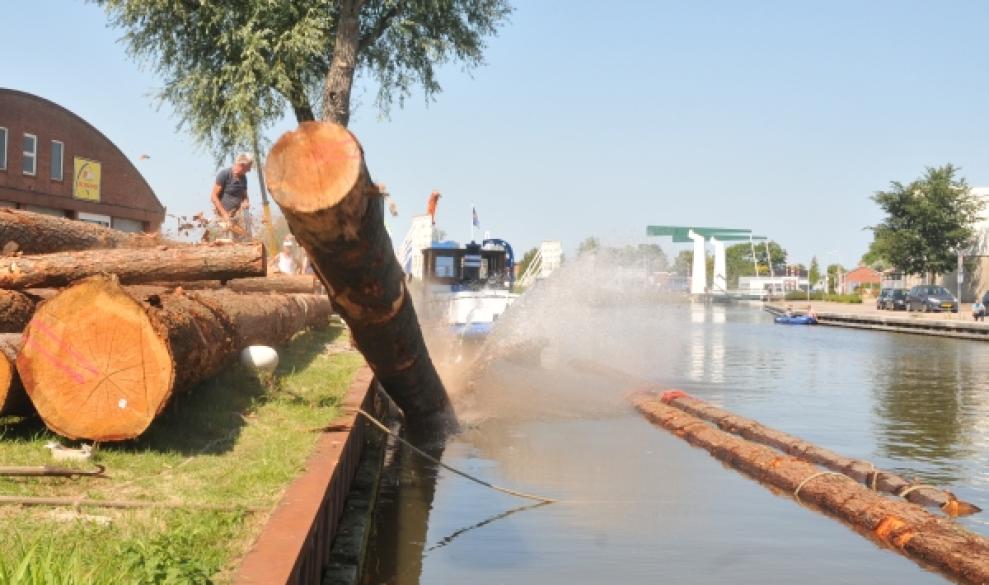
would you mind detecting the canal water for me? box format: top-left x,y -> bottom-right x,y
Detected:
363,268 -> 989,584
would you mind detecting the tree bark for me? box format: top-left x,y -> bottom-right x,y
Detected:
0,334 -> 29,415
0,242 -> 265,289
0,208 -> 169,254
629,391 -> 989,584
142,275 -> 320,295
322,0 -> 362,126
265,121 -> 454,428
17,276 -> 333,441
0,290 -> 47,332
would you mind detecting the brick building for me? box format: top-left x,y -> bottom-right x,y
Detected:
0,88 -> 164,232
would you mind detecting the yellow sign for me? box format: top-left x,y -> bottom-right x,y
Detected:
73,157 -> 101,202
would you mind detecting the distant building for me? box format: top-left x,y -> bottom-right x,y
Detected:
843,266 -> 881,294
0,88 -> 164,232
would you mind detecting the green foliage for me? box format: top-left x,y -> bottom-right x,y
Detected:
784,291 -> 862,303
517,246 -> 538,279
825,263 -> 844,294
808,256 -> 821,290
724,241 -> 788,286
869,165 -> 984,278
672,250 -> 692,276
119,512 -> 240,584
577,237 -> 600,256
94,0 -> 512,157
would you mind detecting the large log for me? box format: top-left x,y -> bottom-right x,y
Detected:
569,358 -> 981,516
0,290 -> 45,332
0,334 -> 30,415
16,276 -> 333,441
630,390 -> 989,584
0,208 -> 168,254
265,121 -> 454,428
0,242 -> 266,289
145,275 -> 318,295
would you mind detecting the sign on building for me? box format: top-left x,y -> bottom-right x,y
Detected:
73,157 -> 101,202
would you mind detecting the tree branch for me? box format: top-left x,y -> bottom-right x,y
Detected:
358,4 -> 400,53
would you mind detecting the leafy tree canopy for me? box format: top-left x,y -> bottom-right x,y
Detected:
869,165 -> 984,278
94,0 -> 511,158
577,237 -> 600,256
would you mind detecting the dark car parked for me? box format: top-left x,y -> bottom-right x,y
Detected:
877,288 -> 908,310
907,285 -> 958,313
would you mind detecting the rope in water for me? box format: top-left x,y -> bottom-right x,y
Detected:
356,409 -> 558,504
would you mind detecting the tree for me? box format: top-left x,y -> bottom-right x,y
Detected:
577,237 -> 600,256
672,250 -> 692,276
869,165 -> 984,280
722,241 -> 789,287
94,0 -> 512,155
809,256 -> 821,290
516,246 -> 538,280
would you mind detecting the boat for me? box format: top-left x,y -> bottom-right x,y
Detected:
774,314 -> 818,325
416,237 -> 519,339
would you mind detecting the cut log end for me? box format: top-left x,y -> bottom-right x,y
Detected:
266,121 -> 363,214
17,278 -> 174,440
0,348 -> 13,412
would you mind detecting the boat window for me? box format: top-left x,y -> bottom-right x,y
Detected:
434,256 -> 456,277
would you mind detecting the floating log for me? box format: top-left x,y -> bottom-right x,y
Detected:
0,208 -> 168,254
0,242 -> 265,289
16,277 -> 333,441
660,389 -> 980,516
0,333 -> 29,415
570,358 -> 980,517
629,390 -> 989,584
265,121 -> 453,428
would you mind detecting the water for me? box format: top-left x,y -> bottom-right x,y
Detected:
363,298 -> 989,584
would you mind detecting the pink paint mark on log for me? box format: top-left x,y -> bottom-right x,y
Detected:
23,334 -> 87,384
32,320 -> 100,376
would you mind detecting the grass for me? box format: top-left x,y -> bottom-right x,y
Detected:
0,324 -> 364,584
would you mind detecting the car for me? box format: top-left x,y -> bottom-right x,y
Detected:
906,285 -> 958,313
876,288 -> 893,310
880,288 -> 908,310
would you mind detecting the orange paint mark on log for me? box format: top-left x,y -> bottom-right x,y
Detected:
660,389 -> 689,403
874,515 -> 908,543
893,530 -> 916,548
31,319 -> 100,376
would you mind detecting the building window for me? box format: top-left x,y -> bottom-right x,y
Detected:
22,134 -> 37,176
0,127 -> 7,170
51,141 -> 64,181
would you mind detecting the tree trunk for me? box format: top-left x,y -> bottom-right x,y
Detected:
629,391 -> 989,584
265,121 -> 454,428
17,276 -> 333,441
142,275 -> 320,295
0,208 -> 169,254
322,0 -> 362,126
0,334 -> 29,415
0,242 -> 265,289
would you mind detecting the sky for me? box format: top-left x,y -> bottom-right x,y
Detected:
7,0 -> 989,268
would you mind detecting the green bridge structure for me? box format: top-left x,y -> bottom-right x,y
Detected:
646,226 -> 769,295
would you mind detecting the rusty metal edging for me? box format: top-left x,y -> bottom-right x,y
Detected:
234,365 -> 378,585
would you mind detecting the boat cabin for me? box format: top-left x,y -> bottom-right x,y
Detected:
422,241 -> 512,289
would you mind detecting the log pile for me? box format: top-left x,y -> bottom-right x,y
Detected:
0,209 -> 335,442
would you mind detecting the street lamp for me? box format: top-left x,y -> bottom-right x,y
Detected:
826,250 -> 841,295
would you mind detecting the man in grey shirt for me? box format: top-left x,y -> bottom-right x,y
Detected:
210,152 -> 253,240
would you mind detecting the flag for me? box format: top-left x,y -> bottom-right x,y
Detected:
472,207 -> 480,227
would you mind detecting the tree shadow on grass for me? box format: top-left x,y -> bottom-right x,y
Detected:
1,325 -> 348,458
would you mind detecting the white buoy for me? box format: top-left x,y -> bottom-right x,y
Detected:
240,345 -> 279,374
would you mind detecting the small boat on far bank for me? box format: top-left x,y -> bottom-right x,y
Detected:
774,314 -> 818,325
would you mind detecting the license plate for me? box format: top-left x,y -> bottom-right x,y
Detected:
942,303 -> 952,308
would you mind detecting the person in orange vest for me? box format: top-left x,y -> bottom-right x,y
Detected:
427,190 -> 441,224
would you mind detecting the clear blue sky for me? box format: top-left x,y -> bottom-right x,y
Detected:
7,1 -> 989,267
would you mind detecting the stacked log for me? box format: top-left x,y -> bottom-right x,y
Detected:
265,121 -> 454,429
0,242 -> 265,289
16,276 -> 332,441
0,208 -> 168,254
0,334 -> 29,415
0,290 -> 46,333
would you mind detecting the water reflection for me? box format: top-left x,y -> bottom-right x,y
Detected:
869,338 -> 978,483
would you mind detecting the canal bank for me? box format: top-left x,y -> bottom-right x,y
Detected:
766,301 -> 989,340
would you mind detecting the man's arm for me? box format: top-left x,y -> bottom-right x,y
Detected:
210,183 -> 229,219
